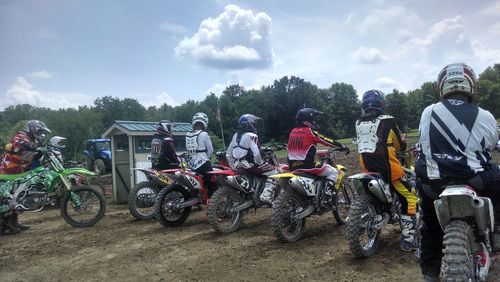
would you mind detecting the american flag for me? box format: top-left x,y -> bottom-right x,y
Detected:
215,106 -> 222,122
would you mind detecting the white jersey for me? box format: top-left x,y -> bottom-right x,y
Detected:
416,99 -> 498,180
185,130 -> 213,170
226,131 -> 263,169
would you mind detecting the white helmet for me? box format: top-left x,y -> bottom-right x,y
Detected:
437,63 -> 477,101
192,112 -> 208,129
49,136 -> 67,149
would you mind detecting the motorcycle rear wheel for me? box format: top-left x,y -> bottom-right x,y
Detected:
60,185 -> 106,228
128,181 -> 160,220
208,186 -> 244,234
441,220 -> 475,281
333,180 -> 356,225
271,189 -> 307,243
346,196 -> 380,258
156,184 -> 192,227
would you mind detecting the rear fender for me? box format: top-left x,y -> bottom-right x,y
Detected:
434,185 -> 495,232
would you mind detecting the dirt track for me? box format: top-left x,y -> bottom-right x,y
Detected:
2,152 -> 500,282
2,203 -> 425,282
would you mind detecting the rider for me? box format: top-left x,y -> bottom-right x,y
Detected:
288,108 -> 349,206
354,90 -> 418,252
0,120 -> 50,235
151,120 -> 180,170
226,114 -> 278,203
415,63 -> 499,281
185,112 -> 215,194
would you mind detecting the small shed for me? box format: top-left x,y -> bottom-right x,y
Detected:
102,120 -> 192,203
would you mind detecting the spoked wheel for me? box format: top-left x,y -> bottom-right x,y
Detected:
208,186 -> 244,234
346,197 -> 380,258
156,184 -> 192,227
128,181 -> 160,220
441,220 -> 475,281
61,185 -> 106,227
333,180 -> 356,225
271,189 -> 307,243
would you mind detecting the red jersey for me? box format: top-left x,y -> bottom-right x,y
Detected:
1,130 -> 37,174
287,126 -> 342,170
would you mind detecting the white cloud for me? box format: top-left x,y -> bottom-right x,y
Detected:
1,77 -> 93,110
358,5 -> 422,34
375,76 -> 398,90
139,92 -> 179,107
479,1 -> 500,15
159,22 -> 187,34
351,47 -> 386,64
174,4 -> 274,70
28,70 -> 53,79
472,40 -> 500,62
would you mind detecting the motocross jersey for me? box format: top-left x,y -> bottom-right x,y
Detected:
185,130 -> 213,170
151,134 -> 179,170
226,130 -> 263,169
287,126 -> 343,170
416,99 -> 498,181
355,114 -> 406,181
0,130 -> 37,174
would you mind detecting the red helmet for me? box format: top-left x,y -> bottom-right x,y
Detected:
437,63 -> 477,101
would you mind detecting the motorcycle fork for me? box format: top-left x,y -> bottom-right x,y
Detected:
60,175 -> 81,207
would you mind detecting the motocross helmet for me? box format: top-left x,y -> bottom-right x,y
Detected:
238,114 -> 260,133
361,90 -> 386,114
295,108 -> 323,130
49,136 -> 67,150
192,112 -> 208,129
26,120 -> 51,143
156,120 -> 173,136
437,63 -> 477,102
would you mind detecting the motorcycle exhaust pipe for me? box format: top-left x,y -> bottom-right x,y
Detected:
472,198 -> 488,234
288,177 -> 302,190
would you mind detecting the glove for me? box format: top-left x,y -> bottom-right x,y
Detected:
342,145 -> 350,155
35,147 -> 48,157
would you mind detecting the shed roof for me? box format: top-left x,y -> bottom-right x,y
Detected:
102,120 -> 192,138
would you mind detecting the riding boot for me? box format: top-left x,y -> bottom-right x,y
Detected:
400,215 -> 417,252
11,212 -> 30,231
321,180 -> 335,208
259,179 -> 276,205
1,214 -> 21,236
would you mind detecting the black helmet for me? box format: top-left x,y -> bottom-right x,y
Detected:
295,108 -> 322,130
156,120 -> 173,136
26,120 -> 51,143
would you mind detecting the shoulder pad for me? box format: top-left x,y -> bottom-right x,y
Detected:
378,115 -> 394,120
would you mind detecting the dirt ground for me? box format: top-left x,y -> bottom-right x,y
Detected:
1,152 -> 500,282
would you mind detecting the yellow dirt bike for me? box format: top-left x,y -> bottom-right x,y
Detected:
270,147 -> 356,243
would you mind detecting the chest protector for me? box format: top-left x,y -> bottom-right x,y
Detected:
356,115 -> 391,153
186,130 -> 205,155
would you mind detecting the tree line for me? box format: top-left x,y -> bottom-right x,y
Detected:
1,64 -> 499,160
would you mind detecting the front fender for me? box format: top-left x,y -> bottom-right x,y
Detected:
61,168 -> 96,177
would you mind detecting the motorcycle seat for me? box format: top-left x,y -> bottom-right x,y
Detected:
291,171 -> 322,180
0,172 -> 29,181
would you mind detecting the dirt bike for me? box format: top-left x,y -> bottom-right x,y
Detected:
207,146 -> 288,234
434,182 -> 499,281
270,147 -> 355,242
155,159 -> 235,227
0,145 -> 106,227
127,168 -> 176,220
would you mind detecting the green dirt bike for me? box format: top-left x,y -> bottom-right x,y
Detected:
0,145 -> 106,228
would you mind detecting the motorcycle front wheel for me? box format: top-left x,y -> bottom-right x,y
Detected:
60,185 -> 106,228
207,186 -> 244,234
128,181 -> 160,220
271,188 -> 307,243
346,196 -> 380,258
333,179 -> 356,225
156,184 -> 192,227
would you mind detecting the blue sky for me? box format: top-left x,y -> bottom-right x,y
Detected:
1,0 -> 500,110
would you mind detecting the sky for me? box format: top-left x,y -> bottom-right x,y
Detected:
1,0 -> 500,110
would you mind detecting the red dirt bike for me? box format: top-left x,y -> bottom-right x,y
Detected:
207,146 -> 288,234
155,154 -> 235,227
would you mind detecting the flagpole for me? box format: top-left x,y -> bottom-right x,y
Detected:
216,102 -> 226,149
